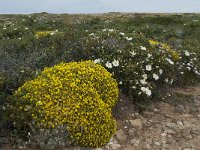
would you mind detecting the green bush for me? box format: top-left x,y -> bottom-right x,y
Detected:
80,29 -> 200,101
8,61 -> 118,147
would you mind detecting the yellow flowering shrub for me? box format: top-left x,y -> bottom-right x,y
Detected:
148,39 -> 180,61
35,31 -> 52,39
0,74 -> 4,90
12,61 -> 118,147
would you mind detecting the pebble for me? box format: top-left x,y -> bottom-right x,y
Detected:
130,139 -> 140,146
155,142 -> 161,146
130,119 -> 143,129
177,121 -> 184,126
116,129 -> 127,142
161,133 -> 167,137
110,143 -> 121,150
166,123 -> 176,128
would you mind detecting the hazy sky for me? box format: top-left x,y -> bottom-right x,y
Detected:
0,0 -> 200,14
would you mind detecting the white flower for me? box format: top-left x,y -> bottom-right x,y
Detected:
130,51 -> 136,57
185,51 -> 190,56
126,37 -> 133,41
119,81 -> 123,85
140,46 -> 147,51
102,29 -> 107,32
166,58 -> 174,65
119,32 -> 125,36
186,67 -> 191,71
153,74 -> 159,80
140,79 -> 147,85
159,69 -> 163,75
145,88 -> 152,96
105,62 -> 112,68
141,87 -> 152,96
165,78 -> 169,83
94,58 -> 101,64
141,87 -> 146,92
89,33 -> 95,36
109,29 -> 114,32
148,54 -> 152,57
50,32 -> 55,35
132,86 -> 136,89
112,59 -> 119,67
142,74 -> 148,80
170,79 -> 174,85
146,65 -> 152,71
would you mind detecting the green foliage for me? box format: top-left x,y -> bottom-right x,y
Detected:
79,29 -> 199,101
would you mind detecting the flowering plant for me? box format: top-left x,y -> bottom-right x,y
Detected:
84,29 -> 200,100
9,61 -> 118,147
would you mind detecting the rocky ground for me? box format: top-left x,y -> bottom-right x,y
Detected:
82,86 -> 200,150
2,86 -> 200,150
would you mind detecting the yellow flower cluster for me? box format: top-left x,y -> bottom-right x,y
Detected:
35,31 -> 54,39
0,74 -> 4,89
148,39 -> 180,61
14,61 -> 119,147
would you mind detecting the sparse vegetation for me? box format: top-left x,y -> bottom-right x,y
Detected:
0,13 -> 200,149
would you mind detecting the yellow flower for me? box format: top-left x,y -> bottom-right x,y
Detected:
148,39 -> 159,45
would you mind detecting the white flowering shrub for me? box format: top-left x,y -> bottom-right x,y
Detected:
82,29 -> 200,100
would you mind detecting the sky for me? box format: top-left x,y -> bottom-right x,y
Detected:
0,0 -> 200,14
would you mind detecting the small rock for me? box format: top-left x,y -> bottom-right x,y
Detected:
175,105 -> 185,113
128,128 -> 136,136
191,129 -> 200,135
130,139 -> 140,146
177,121 -> 184,126
146,144 -> 151,149
166,123 -> 176,128
130,119 -> 143,129
116,129 -> 127,142
110,143 -> 121,150
166,129 -> 176,134
94,148 -> 103,150
161,133 -> 167,137
154,142 -> 161,146
197,114 -> 200,118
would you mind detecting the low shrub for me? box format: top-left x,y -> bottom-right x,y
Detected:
8,61 -> 118,147
80,29 -> 200,101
